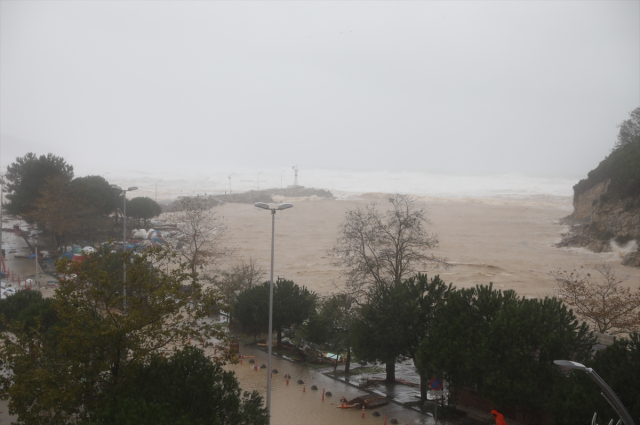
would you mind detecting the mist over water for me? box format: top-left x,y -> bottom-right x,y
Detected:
104,166 -> 577,202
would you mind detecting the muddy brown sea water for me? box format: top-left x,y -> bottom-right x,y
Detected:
211,194 -> 640,297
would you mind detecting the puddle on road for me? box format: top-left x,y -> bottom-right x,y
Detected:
226,344 -> 437,425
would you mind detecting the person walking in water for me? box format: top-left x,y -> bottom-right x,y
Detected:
491,410 -> 507,425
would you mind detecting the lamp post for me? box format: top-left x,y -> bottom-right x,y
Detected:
155,180 -> 163,201
280,170 -> 287,188
0,175 -> 4,272
554,360 -> 635,425
257,171 -> 263,190
254,201 -> 293,416
228,174 -> 234,194
111,185 -> 138,310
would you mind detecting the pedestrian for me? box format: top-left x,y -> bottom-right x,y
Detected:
491,410 -> 507,425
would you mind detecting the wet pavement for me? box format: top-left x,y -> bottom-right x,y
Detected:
1,219 -> 44,285
226,343 -> 441,425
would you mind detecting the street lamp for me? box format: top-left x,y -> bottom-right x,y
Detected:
553,360 -> 635,425
111,185 -> 138,310
254,201 -> 293,416
228,173 -> 234,194
0,176 -> 4,273
155,179 -> 163,201
257,171 -> 263,190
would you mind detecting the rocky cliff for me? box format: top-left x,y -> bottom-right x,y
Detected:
558,136 -> 640,267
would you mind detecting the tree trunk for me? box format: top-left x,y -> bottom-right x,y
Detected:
345,347 -> 351,375
385,360 -> 396,383
276,328 -> 282,348
420,373 -> 427,402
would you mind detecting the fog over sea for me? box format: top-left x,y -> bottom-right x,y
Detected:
103,166 -> 577,203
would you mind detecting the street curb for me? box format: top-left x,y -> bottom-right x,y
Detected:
243,342 -> 430,418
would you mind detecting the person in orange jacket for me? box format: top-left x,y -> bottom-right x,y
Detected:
491,410 -> 507,425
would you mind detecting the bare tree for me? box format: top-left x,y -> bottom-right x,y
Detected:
552,263 -> 640,335
207,257 -> 265,323
331,193 -> 447,296
166,197 -> 233,282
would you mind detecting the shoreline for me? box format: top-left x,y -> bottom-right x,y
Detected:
3,191 -> 638,298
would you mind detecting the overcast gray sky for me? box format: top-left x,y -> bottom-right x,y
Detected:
1,1 -> 638,179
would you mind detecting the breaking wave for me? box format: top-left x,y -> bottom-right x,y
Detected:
610,240 -> 638,258
107,166 -> 577,202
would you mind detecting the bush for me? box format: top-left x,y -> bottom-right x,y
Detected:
573,135 -> 640,203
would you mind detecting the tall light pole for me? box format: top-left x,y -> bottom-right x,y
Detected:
0,175 -> 4,273
254,201 -> 293,416
280,170 -> 287,188
257,171 -> 263,190
554,360 -> 635,425
228,174 -> 234,194
155,179 -> 163,201
111,185 -> 138,310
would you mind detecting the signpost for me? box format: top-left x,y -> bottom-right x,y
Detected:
429,378 -> 443,425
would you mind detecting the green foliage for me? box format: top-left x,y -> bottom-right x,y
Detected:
5,153 -> 74,217
351,282 -> 410,369
0,245 -> 225,423
127,196 -> 163,227
85,346 -> 268,425
234,283 -> 269,340
234,279 -> 316,346
352,274 -> 451,385
549,333 -> 640,425
208,258 -> 265,324
614,106 -> 640,150
0,290 -> 58,335
421,284 -> 594,413
303,293 -> 357,372
304,293 -> 354,351
70,175 -> 120,216
0,290 -> 47,325
573,134 -> 640,203
272,279 -> 316,346
13,168 -> 118,245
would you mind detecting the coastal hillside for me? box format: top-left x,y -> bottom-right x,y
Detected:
559,126 -> 640,267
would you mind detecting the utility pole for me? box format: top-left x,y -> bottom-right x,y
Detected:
0,176 -> 4,273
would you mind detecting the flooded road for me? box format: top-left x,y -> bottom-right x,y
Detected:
1,220 -> 42,284
226,344 -> 436,425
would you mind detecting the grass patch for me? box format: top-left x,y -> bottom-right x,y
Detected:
325,366 -> 384,378
303,362 -> 333,370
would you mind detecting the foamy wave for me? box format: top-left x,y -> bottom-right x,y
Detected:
610,240 -> 638,258
103,167 -> 577,202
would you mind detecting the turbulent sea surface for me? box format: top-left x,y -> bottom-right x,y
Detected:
105,166 -> 578,202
